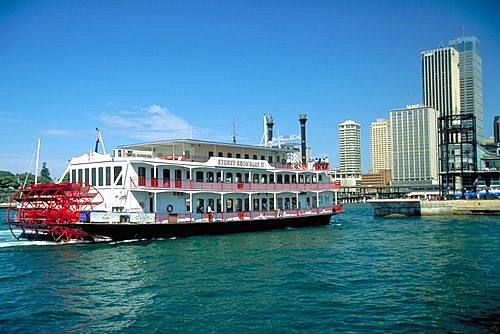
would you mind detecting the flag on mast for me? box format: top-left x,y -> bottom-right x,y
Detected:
95,128 -> 100,153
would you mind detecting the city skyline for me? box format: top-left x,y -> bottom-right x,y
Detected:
1,1 -> 499,177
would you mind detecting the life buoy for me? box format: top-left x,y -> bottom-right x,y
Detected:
167,204 -> 174,213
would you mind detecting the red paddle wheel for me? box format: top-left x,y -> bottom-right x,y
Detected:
7,182 -> 104,242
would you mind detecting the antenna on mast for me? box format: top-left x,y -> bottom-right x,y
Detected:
232,121 -> 237,144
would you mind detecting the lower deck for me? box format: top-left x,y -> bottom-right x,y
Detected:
90,205 -> 343,224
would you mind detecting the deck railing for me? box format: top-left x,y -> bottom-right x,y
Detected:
131,177 -> 341,192
154,205 -> 342,223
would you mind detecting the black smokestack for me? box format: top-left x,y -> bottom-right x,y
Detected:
299,114 -> 307,163
266,115 -> 274,144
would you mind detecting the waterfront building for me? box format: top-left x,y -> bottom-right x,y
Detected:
449,36 -> 484,142
361,169 -> 391,187
338,120 -> 361,176
370,118 -> 391,174
421,46 -> 461,118
390,105 -> 438,186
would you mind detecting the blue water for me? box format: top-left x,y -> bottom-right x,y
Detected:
0,205 -> 499,333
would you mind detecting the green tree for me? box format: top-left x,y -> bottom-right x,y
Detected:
0,171 -> 18,191
39,162 -> 52,183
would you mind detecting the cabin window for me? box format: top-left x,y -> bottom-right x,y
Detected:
292,197 -> 297,209
227,153 -> 232,158
236,173 -> 242,183
217,198 -> 222,213
196,171 -> 204,182
105,167 -> 111,186
226,198 -> 233,212
71,169 -> 76,182
163,169 -> 170,180
91,168 -> 97,185
244,198 -> 249,211
85,169 -> 90,184
218,152 -> 223,157
244,173 -> 250,183
114,166 -> 122,185
298,175 -> 304,183
216,172 -> 222,182
278,198 -> 283,210
269,174 -> 275,183
208,151 -> 214,158
226,172 -> 233,182
253,155 -> 257,160
235,198 -> 242,212
268,156 -> 273,163
284,175 -> 290,184
174,170 -> 182,188
261,174 -> 267,183
261,155 -> 265,161
269,198 -> 274,210
253,174 -> 259,183
138,167 -> 146,186
244,154 -> 249,159
292,175 -> 297,183
236,153 -> 241,159
261,198 -> 268,211
98,167 -> 104,186
277,174 -> 283,183
78,169 -> 83,183
253,198 -> 259,211
196,198 -> 204,213
208,199 -> 215,212
207,171 -> 214,182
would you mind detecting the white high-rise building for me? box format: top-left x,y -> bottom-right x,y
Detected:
370,119 -> 391,173
390,105 -> 438,185
338,120 -> 361,175
421,47 -> 461,118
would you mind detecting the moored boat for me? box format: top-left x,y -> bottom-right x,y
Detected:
8,115 -> 342,242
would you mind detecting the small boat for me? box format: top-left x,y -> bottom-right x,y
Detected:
8,115 -> 342,242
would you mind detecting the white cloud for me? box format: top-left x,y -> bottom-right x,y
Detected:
99,104 -> 194,141
0,111 -> 17,123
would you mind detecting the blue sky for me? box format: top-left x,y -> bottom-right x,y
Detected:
1,0 -> 499,177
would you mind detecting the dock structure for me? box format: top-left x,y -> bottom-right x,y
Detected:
369,199 -> 500,216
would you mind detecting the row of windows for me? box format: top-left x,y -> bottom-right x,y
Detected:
139,166 -> 323,184
71,166 -> 123,186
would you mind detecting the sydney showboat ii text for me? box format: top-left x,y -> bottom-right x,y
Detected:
9,136 -> 342,242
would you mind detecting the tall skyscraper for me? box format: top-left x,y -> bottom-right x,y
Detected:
390,105 -> 438,185
495,116 -> 500,144
449,36 -> 484,141
370,118 -> 391,173
338,120 -> 361,175
421,47 -> 461,117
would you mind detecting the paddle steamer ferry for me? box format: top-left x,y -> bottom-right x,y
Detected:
8,115 -> 342,242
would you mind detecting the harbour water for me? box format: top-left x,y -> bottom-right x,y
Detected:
0,205 -> 498,333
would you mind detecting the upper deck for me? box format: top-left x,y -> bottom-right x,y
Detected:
113,138 -> 330,171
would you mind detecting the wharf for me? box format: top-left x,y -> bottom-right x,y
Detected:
369,198 -> 500,217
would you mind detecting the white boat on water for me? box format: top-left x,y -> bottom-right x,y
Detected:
8,115 -> 342,242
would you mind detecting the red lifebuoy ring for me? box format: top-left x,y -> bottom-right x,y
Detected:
167,204 -> 174,213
